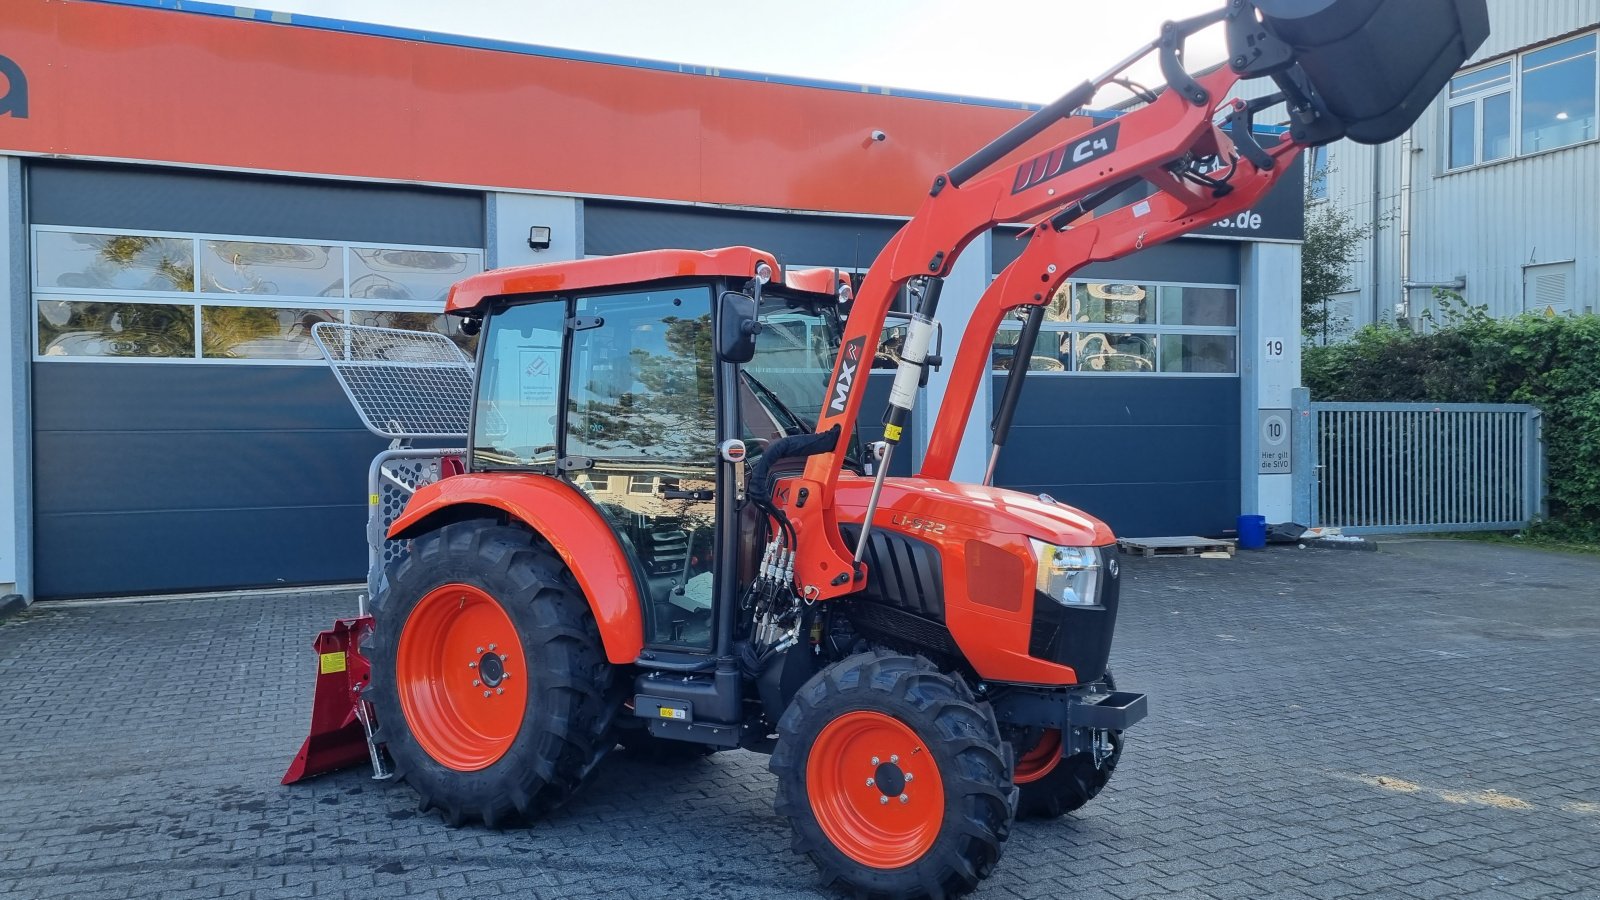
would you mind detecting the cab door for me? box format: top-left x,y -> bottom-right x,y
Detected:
563,285 -> 721,650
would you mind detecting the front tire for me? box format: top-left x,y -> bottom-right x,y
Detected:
770,650 -> 1016,899
365,521 -> 615,827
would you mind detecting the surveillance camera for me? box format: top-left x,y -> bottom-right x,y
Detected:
870,130 -> 887,142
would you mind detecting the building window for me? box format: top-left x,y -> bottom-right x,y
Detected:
1446,32 -> 1597,171
1307,145 -> 1329,201
991,281 -> 1239,376
1447,61 -> 1513,168
628,474 -> 658,495
32,226 -> 483,363
1520,34 -> 1596,154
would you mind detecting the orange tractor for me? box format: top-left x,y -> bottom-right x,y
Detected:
285,2 -> 1486,895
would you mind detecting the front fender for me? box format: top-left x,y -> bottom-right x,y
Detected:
388,472 -> 644,664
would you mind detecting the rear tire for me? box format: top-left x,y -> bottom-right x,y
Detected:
1014,672 -> 1124,820
365,521 -> 615,827
771,650 -> 1016,899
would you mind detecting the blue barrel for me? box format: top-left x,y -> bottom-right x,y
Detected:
1237,514 -> 1267,550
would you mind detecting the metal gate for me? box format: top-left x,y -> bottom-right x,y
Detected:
1293,393 -> 1545,534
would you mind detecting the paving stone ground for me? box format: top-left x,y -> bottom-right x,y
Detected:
2,538 -> 1597,900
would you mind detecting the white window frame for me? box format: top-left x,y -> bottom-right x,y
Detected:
1444,30 -> 1599,174
30,225 -> 483,365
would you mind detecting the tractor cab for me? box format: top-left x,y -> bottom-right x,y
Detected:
452,247 -> 859,654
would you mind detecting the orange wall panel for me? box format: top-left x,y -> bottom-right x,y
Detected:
0,0 -> 1091,217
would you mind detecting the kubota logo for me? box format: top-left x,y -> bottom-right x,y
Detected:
828,336 -> 867,414
1012,122 -> 1119,194
0,55 -> 28,119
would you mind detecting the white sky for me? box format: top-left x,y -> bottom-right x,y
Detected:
256,0 -> 1227,105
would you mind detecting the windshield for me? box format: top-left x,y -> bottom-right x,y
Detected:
741,292 -> 863,464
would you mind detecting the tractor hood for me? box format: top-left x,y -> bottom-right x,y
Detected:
831,475 -> 1115,547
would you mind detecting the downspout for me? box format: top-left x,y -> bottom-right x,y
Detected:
1369,143 -> 1382,325
1397,126 -> 1413,324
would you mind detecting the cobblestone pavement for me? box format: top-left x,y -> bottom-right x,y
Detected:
2,539 -> 1597,900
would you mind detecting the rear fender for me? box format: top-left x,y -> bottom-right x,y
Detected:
388,472 -> 644,664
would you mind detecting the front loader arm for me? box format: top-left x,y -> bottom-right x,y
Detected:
920,117 -> 1305,480
777,0 -> 1490,601
779,65 -> 1248,600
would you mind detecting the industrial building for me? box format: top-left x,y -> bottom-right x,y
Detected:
0,0 -> 1303,601
1251,0 -> 1597,334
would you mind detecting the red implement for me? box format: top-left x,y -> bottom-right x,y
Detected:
282,615 -> 380,785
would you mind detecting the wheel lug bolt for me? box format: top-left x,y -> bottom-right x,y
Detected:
476,647 -> 484,654
890,754 -> 899,764
489,643 -> 497,651
483,690 -> 491,698
879,796 -> 888,805
905,773 -> 914,782
871,757 -> 880,766
500,654 -> 508,661
899,794 -> 909,804
866,778 -> 875,787
472,679 -> 481,687
468,662 -> 477,668
496,688 -> 504,695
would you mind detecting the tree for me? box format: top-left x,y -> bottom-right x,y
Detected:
1300,201 -> 1373,344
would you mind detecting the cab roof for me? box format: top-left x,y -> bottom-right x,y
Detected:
445,245 -> 847,315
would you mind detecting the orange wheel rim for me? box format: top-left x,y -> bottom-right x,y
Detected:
397,583 -> 528,771
1014,729 -> 1064,784
806,711 -> 945,868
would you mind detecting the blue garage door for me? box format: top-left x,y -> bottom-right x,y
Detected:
27,162 -> 484,598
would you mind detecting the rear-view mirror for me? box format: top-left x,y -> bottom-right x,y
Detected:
717,291 -> 760,364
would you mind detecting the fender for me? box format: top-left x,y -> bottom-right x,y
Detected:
388,472 -> 644,664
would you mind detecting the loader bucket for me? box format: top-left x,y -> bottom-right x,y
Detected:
1254,0 -> 1490,144
282,615 -> 379,785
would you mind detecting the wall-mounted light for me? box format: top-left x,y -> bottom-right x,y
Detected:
528,225 -> 552,251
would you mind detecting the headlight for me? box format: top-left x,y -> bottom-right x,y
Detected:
1030,540 -> 1102,608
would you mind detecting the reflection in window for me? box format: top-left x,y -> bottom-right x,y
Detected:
566,289 -> 715,461
990,328 -> 1068,372
37,300 -> 195,357
200,241 -> 342,297
1482,92 -> 1513,161
349,248 -> 483,303
1157,286 -> 1237,326
1520,34 -> 1596,154
201,306 -> 340,359
472,301 -> 565,468
35,232 -> 194,293
1159,334 -> 1238,373
1075,332 -> 1157,372
1073,282 -> 1152,325
350,309 -> 479,356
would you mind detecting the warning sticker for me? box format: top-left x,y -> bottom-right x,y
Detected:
319,651 -> 348,675
657,706 -> 687,720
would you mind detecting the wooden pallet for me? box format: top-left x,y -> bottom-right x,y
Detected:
1117,535 -> 1236,558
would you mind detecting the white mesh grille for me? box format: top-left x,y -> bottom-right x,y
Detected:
313,322 -> 473,438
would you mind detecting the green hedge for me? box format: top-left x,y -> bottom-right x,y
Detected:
1304,312 -> 1600,540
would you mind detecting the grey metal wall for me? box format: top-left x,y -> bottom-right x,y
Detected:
27,161 -> 483,598
991,376 -> 1241,538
